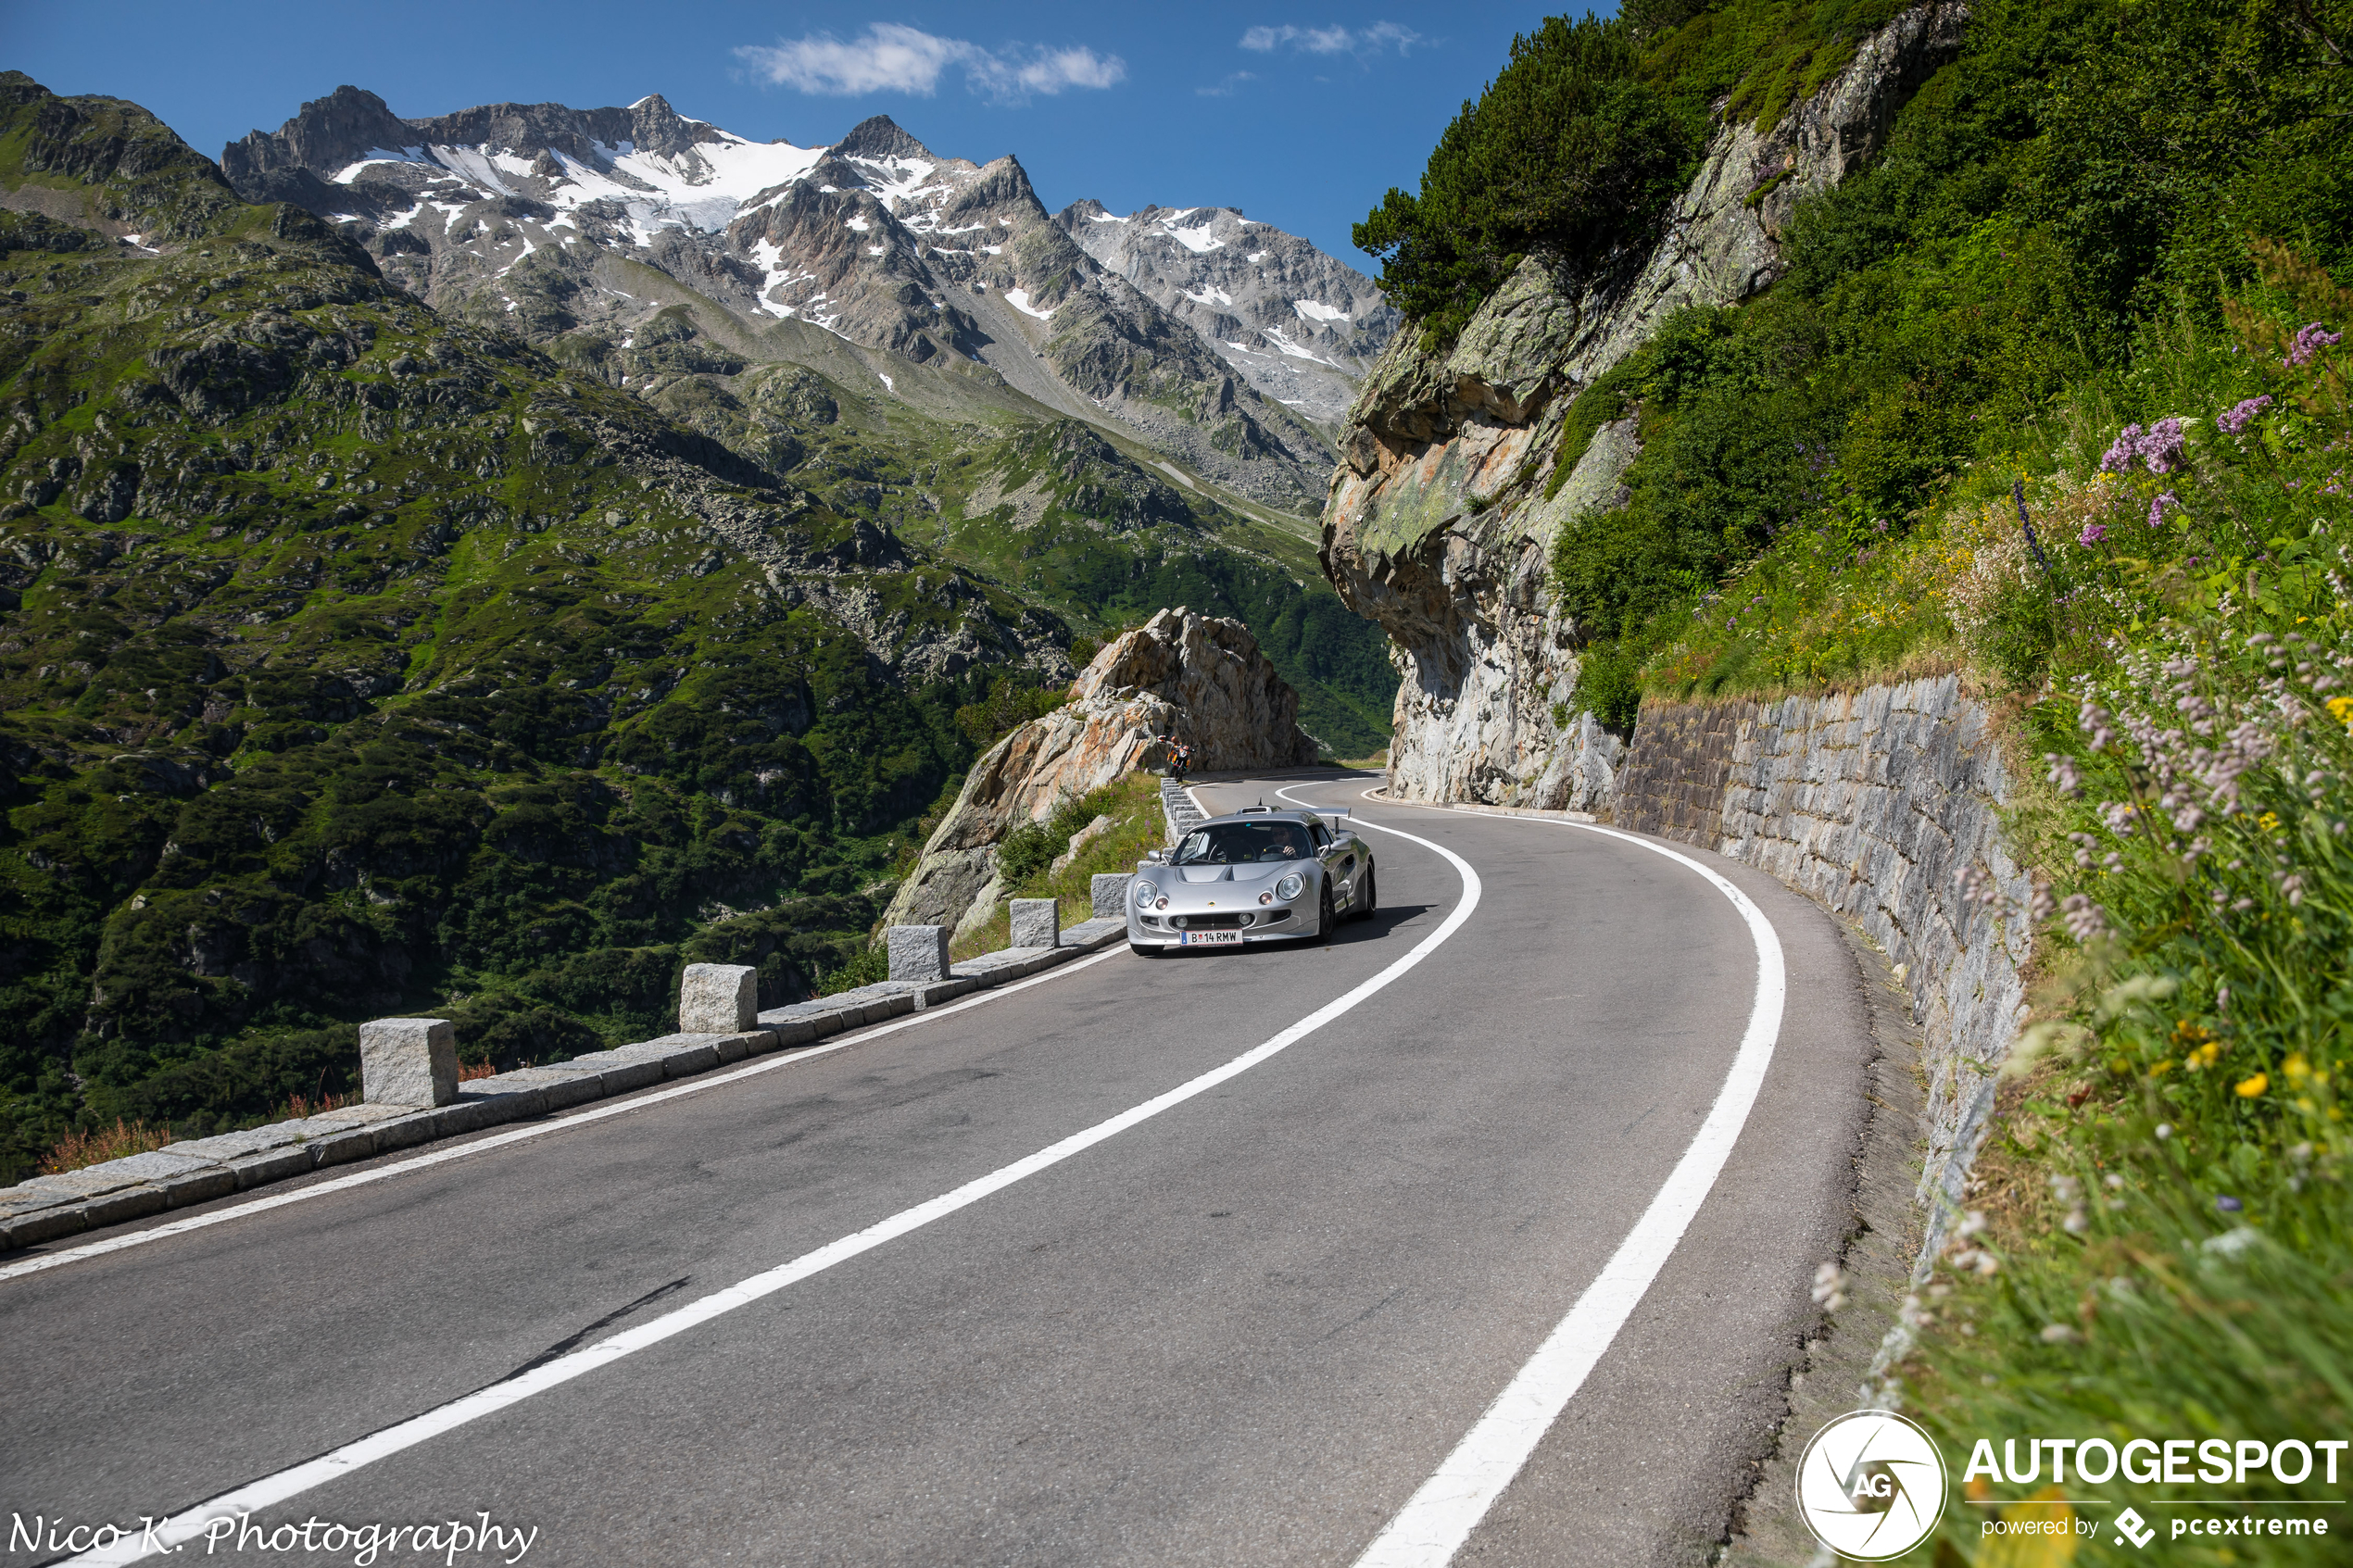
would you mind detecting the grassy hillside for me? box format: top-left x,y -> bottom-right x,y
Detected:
610,296 -> 1399,756
0,74 -> 1056,1180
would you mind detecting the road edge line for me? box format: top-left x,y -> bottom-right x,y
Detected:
0,947 -> 1126,1287
1325,794 -> 1790,1568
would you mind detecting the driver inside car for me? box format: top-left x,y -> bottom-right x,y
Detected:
1172,822 -> 1311,865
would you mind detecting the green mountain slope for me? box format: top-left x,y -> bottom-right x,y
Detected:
611,294 -> 1397,752
0,73 -> 1070,1179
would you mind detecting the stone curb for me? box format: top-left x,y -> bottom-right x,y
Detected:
1161,776 -> 1208,842
0,918 -> 1130,1255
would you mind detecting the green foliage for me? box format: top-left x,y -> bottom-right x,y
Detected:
995,781 -> 1126,886
1548,0 -> 2353,704
1905,447 -> 2353,1554
956,677 -> 1070,751
1567,644 -> 1642,734
1543,355 -> 1643,501
1643,0 -> 1912,134
815,944 -> 887,997
1355,13 -> 1704,345
994,820 -> 1060,884
1359,1 -> 1931,343
948,772 -> 1166,960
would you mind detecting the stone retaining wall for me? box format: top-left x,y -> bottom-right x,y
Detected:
1617,674 -> 2031,1250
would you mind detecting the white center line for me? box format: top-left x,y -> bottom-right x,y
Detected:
66,809 -> 1484,1566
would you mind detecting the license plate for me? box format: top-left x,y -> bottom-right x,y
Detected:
1180,930 -> 1242,946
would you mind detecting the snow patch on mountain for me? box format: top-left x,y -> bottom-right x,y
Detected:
1054,199 -> 1397,427
223,91 -> 1340,512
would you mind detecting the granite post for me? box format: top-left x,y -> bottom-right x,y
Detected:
359,1018 -> 459,1108
678,963 -> 758,1033
1009,898 -> 1061,949
887,925 -> 950,982
1091,872 -> 1134,919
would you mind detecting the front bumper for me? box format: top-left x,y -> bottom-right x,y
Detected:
1126,905 -> 1302,947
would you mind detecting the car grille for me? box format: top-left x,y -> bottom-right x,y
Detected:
1165,910 -> 1290,930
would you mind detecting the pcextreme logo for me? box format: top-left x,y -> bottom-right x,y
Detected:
1796,1409 -> 1949,1561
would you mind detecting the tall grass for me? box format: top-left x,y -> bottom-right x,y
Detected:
39,1118 -> 175,1173
1841,257 -> 2353,1560
948,774 -> 1167,962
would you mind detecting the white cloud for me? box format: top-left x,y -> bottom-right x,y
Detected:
975,44 -> 1127,97
1239,21 -> 1422,56
736,23 -> 1126,104
1197,70 -> 1257,97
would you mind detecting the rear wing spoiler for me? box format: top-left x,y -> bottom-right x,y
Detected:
1321,809 -> 1353,830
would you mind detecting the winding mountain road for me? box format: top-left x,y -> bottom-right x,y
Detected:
1,772 -> 1883,1567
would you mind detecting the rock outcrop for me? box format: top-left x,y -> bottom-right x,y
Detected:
884,608 -> 1319,933
1318,3 -> 1968,806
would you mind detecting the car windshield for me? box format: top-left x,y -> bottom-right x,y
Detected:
1172,821 -> 1311,865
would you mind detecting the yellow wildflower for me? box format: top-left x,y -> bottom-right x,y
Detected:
2237,1073 -> 2270,1098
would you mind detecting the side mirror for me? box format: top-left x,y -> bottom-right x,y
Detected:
1145,847 -> 1170,865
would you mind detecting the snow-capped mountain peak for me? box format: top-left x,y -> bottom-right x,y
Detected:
1053,200 -> 1396,426
224,94 -> 1362,511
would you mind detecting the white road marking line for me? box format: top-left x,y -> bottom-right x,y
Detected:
65,815 -> 1485,1566
1,948 -> 1125,1287
1309,790 -> 1789,1568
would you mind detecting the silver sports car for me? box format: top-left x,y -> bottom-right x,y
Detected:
1126,805 -> 1377,953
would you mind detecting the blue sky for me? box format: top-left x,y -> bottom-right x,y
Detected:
5,2 -> 1607,271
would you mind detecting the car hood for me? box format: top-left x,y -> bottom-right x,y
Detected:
1151,862 -> 1292,884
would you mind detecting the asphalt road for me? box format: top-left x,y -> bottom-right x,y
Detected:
0,772 -> 1881,1568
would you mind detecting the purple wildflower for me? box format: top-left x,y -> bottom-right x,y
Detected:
2148,490 -> 2180,528
2060,894 -> 2110,943
2100,424 -> 2144,473
2216,395 -> 2272,434
2045,752 -> 2083,797
2287,323 -> 2342,368
2098,418 -> 2188,473
2079,521 -> 2108,546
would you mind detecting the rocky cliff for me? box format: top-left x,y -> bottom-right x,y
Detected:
1319,3 -> 1968,806
885,608 -> 1318,935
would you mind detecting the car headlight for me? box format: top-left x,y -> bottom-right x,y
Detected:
1135,880 -> 1158,906
1276,872 -> 1304,900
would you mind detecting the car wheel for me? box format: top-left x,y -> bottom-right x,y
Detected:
1317,883 -> 1337,941
1354,865 -> 1378,920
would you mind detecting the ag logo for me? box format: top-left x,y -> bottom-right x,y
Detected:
1795,1409 -> 1947,1560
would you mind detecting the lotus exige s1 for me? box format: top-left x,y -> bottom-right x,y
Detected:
1126,806 -> 1376,953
